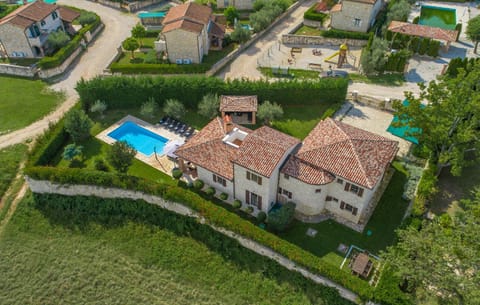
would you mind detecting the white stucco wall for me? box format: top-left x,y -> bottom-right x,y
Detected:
330,0 -> 382,33
197,166 -> 234,198
278,174 -> 328,215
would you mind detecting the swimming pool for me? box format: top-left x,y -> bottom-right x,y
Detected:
419,5 -> 456,30
138,12 -> 166,18
16,0 -> 56,4
107,121 -> 169,157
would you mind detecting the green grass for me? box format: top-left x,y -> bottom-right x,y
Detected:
259,67 -> 320,80
201,43 -> 236,66
349,73 -> 405,86
0,77 -> 64,133
278,162 -> 409,265
294,25 -> 323,36
0,144 -> 27,200
0,193 -> 353,304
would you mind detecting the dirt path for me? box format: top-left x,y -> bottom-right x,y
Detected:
0,0 -> 136,150
0,182 -> 27,237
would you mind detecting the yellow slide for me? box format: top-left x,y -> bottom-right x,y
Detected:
324,51 -> 340,62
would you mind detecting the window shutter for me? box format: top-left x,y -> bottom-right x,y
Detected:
340,201 -> 345,209
353,207 -> 358,215
278,187 -> 282,194
213,174 -> 217,182
326,196 -> 332,201
344,183 -> 351,191
358,188 -> 364,197
245,190 -> 250,204
246,171 -> 251,180
223,180 -> 226,187
258,196 -> 262,209
258,176 -> 262,185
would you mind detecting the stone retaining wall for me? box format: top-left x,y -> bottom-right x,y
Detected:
0,63 -> 37,78
303,19 -> 325,29
26,176 -> 360,303
282,34 -> 368,47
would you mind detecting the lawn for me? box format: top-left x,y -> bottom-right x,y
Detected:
349,73 -> 405,87
0,76 -> 64,133
258,67 -> 320,80
293,25 -> 323,36
0,144 -> 27,200
278,162 -> 409,266
0,193 -> 354,305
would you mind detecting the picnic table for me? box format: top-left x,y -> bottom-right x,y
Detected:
350,252 -> 373,278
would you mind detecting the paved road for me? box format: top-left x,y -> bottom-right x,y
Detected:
0,1 -> 136,149
217,0 -> 317,80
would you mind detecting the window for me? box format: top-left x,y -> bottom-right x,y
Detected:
40,20 -> 46,26
278,187 -> 282,194
282,189 -> 292,199
336,178 -> 343,184
340,201 -> 358,215
52,11 -> 58,20
284,174 -> 290,180
212,174 -> 226,187
344,182 -> 364,197
315,189 -> 322,193
245,190 -> 262,209
246,171 -> 262,185
353,18 -> 361,27
326,196 -> 338,202
333,197 -> 338,202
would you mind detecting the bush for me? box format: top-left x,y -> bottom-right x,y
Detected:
321,29 -> 369,40
426,40 -> 440,57
109,63 -> 210,74
412,16 -> 419,24
205,186 -> 216,196
93,157 -> 109,172
267,202 -> 296,232
304,4 -> 328,23
145,30 -> 160,38
245,206 -> 254,214
257,211 -> 267,223
219,192 -> 228,200
107,141 -> 137,173
193,179 -> 204,190
140,97 -> 158,118
163,99 -> 185,120
418,38 -> 429,55
172,168 -> 183,179
78,11 -> 98,26
64,109 -> 92,143
455,23 -> 462,41
233,199 -> 242,209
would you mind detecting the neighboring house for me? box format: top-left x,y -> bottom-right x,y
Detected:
217,0 -> 254,10
0,1 -> 78,58
175,116 -> 398,229
330,0 -> 383,33
160,2 -> 225,64
220,95 -> 258,125
57,6 -> 80,36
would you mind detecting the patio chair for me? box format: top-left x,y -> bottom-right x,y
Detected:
162,117 -> 171,126
174,123 -> 185,132
168,120 -> 178,130
177,124 -> 187,134
159,116 -> 168,124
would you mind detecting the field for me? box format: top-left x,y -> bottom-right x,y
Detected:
0,76 -> 63,133
0,193 -> 353,305
0,144 -> 27,200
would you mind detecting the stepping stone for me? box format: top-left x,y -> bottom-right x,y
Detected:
306,228 -> 318,237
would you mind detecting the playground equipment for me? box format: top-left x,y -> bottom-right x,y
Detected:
324,44 -> 350,68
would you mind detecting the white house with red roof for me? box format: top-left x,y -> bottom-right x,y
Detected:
175,117 -> 398,229
330,0 -> 384,33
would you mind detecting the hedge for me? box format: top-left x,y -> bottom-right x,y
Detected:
109,63 -> 210,74
303,4 -> 328,23
37,12 -> 101,69
321,29 -> 369,40
76,76 -> 349,111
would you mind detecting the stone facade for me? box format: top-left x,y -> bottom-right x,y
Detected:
330,0 -> 383,33
163,28 -> 206,64
0,23 -> 35,57
0,63 -> 37,77
216,0 -> 254,10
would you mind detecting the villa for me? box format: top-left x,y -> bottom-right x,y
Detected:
330,0 -> 384,33
157,2 -> 225,64
175,116 -> 398,229
0,1 -> 80,58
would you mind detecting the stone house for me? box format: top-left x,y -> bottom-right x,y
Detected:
159,2 -> 225,64
216,0 -> 254,10
0,1 -> 78,58
330,0 -> 383,33
175,116 -> 398,229
220,95 -> 258,125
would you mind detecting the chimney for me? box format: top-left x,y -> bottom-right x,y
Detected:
223,114 -> 233,134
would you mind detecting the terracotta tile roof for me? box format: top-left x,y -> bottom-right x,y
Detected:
281,155 -> 335,185
0,1 -> 57,28
220,95 -> 258,112
209,21 -> 225,38
296,118 -> 398,189
388,21 -> 458,42
347,0 -> 377,4
234,126 -> 300,178
330,3 -> 342,12
315,1 -> 328,12
162,2 -> 212,26
58,7 -> 80,23
175,117 -> 251,180
162,19 -> 204,34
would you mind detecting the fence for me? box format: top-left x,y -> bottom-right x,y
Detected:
0,63 -> 37,78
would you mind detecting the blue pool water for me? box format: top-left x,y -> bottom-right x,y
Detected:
138,12 -> 166,18
108,121 -> 169,157
17,0 -> 56,4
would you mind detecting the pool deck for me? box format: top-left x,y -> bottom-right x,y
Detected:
96,115 -> 186,176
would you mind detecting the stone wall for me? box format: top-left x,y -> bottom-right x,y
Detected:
127,0 -> 165,12
282,34 -> 368,47
0,64 -> 37,78
95,0 -> 122,10
303,19 -> 325,29
26,176 -> 359,303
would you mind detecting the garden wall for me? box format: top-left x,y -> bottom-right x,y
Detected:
26,176 -> 359,303
0,63 -> 36,78
282,34 -> 368,47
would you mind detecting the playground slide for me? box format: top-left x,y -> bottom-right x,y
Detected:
324,51 -> 340,62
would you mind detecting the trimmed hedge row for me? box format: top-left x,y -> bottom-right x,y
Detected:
37,12 -> 101,69
303,4 -> 328,23
109,63 -> 210,74
76,76 -> 349,111
321,29 -> 370,40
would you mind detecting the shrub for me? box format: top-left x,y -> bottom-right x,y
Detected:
321,29 -> 369,40
172,168 -> 183,179
109,63 -> 210,74
78,11 -> 98,26
145,30 -> 160,38
62,144 -> 83,161
144,50 -> 158,64
412,16 -> 419,24
47,31 -> 71,53
107,141 -> 136,173
219,192 -> 228,200
268,202 -> 296,232
163,99 -> 185,120
257,211 -> 267,223
230,25 -> 251,44
205,186 -> 216,196
193,179 -> 204,190
140,97 -> 158,118
198,93 -> 220,119
418,38 -> 429,55
64,109 -> 92,143
257,100 -> 283,125
90,100 -> 107,116
245,206 -> 254,214
455,23 -> 462,41
304,4 -> 328,23
93,157 -> 109,172
233,199 -> 242,209
426,40 -> 440,57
